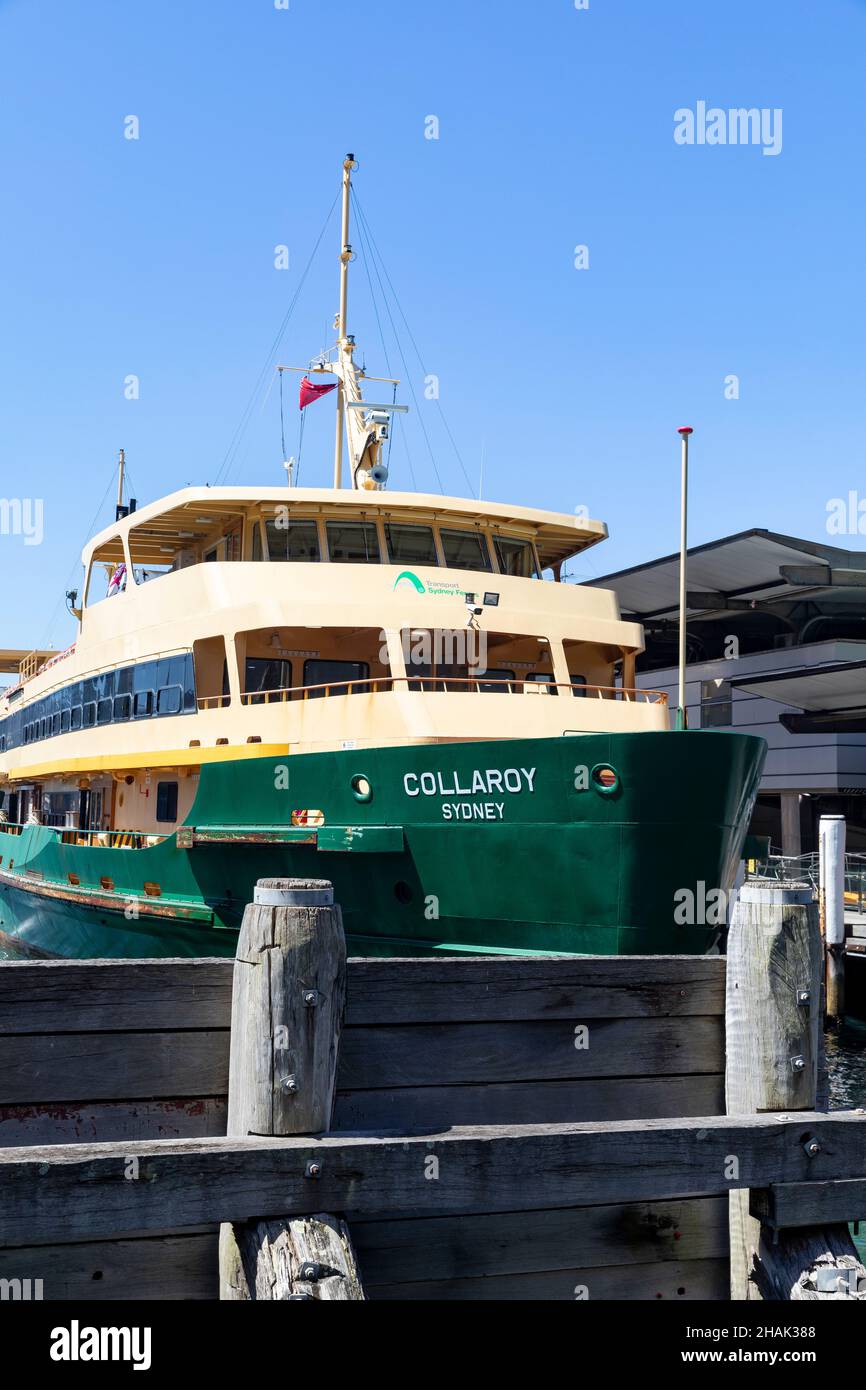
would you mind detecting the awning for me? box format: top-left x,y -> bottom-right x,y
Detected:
733,661 -> 866,734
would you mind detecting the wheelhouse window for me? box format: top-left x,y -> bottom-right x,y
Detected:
478,669 -> 516,693
385,523 -> 438,567
494,535 -> 539,579
571,675 -> 588,698
304,659 -> 369,696
440,529 -> 493,572
325,521 -> 381,564
245,657 -> 292,703
266,516 -> 320,563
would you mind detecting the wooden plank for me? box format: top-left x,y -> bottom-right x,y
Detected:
1,1112 -> 864,1247
0,954 -> 726,1035
0,960 -> 231,1035
343,956 -> 726,1024
351,1197 -> 729,1283
336,1017 -> 723,1087
334,1075 -> 725,1129
0,1233 -> 218,1300
751,1180 -> 866,1230
0,1032 -> 229,1104
366,1258 -> 730,1301
0,1099 -> 227,1147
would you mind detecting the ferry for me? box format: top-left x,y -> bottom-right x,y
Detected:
0,157 -> 766,959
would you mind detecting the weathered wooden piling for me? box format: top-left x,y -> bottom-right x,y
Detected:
726,880 -> 866,1300
218,878 -> 364,1301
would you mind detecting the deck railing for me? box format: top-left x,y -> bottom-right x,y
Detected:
221,677 -> 669,707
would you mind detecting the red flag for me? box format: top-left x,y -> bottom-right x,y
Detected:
299,375 -> 338,410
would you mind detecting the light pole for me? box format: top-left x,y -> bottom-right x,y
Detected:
676,427 -> 693,730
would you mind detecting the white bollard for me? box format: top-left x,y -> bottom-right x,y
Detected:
819,815 -> 846,1022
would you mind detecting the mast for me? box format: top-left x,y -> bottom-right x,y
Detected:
333,153 -> 357,489
115,449 -> 125,521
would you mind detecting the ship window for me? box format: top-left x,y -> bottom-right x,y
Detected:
325,521 -> 381,564
701,678 -> 732,728
494,535 -> 539,579
303,659 -> 369,697
525,673 -> 559,696
439,529 -> 493,572
113,694 -> 132,721
385,523 -> 438,567
51,713 -> 61,736
245,658 -> 292,703
156,781 -> 179,823
571,675 -> 588,698
83,702 -> 97,728
478,669 -> 516,693
266,517 -> 320,562
134,690 -> 153,719
97,698 -> 113,725
60,709 -> 71,733
70,705 -> 83,731
157,685 -> 183,716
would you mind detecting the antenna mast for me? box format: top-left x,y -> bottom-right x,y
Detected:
333,153 -> 357,489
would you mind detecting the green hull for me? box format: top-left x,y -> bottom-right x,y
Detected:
0,731 -> 766,959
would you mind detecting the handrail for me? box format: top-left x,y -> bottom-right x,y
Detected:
0,821 -> 166,849
237,677 -> 669,705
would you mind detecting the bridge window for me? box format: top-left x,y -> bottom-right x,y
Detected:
494,535 -> 539,579
439,529 -> 493,572
385,523 -> 438,567
266,517 -> 320,563
304,659 -> 370,697
245,657 -> 292,703
325,521 -> 381,564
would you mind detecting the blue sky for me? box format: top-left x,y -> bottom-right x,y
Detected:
1,0 -> 865,650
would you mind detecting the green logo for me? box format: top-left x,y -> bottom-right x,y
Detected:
393,571 -> 426,593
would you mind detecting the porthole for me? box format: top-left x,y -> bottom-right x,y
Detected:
351,773 -> 373,804
591,764 -> 620,796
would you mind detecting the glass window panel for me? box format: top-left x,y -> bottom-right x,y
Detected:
97,698 -> 112,725
245,658 -> 292,698
478,669 -> 516,693
303,659 -> 369,697
385,523 -> 438,567
440,529 -> 493,572
494,535 -> 539,578
134,690 -> 153,719
266,518 -> 320,562
70,705 -> 83,731
113,694 -> 132,721
83,702 -> 97,728
325,521 -> 380,564
157,686 -> 183,716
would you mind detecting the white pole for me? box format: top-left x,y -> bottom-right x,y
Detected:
676,427 -> 692,729
333,154 -> 356,490
819,813 -> 846,1022
820,815 -> 846,946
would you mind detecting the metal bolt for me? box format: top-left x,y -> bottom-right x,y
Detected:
790,1056 -> 806,1072
280,1075 -> 299,1094
299,1261 -> 331,1282
305,1160 -> 322,1179
796,990 -> 811,1007
803,1138 -> 821,1157
303,990 -> 320,1008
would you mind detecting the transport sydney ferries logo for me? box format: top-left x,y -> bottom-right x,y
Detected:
393,571 -> 463,598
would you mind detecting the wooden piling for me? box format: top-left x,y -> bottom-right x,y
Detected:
218,878 -> 364,1300
726,880 -> 866,1300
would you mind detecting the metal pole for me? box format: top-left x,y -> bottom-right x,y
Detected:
676,427 -> 692,730
819,814 -> 846,1023
333,154 -> 356,490
116,449 -> 125,514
